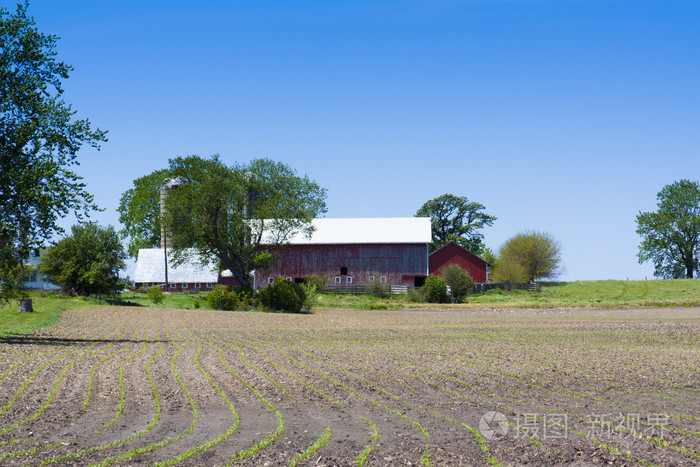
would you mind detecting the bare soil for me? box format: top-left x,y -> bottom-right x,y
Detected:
0,306 -> 699,466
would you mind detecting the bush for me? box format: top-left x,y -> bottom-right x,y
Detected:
207,284 -> 250,311
257,278 -> 307,313
367,276 -> 390,297
441,264 -> 473,301
146,286 -> 164,305
305,274 -> 326,292
420,275 -> 449,303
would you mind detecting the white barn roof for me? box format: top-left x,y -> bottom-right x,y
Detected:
133,248 -> 219,283
285,217 -> 432,245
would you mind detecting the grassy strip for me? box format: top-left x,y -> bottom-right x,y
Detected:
151,327 -> 241,467
0,321 -> 113,423
202,327 -> 382,466
189,332 -> 285,465
232,333 -> 432,466
81,324 -> 134,412
355,418 -> 378,467
94,326 -> 150,435
40,329 -> 168,466
86,328 -> 201,467
288,425 -> 331,467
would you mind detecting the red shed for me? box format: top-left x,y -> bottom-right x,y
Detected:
256,218 -> 432,289
429,241 -> 489,283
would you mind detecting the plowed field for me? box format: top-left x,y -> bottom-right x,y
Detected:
0,306 -> 699,465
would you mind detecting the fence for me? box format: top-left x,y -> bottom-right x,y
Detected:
322,284 -> 408,295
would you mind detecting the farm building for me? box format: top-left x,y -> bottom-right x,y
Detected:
22,248 -> 60,291
257,217 -> 432,289
133,248 -> 220,292
429,241 -> 489,283
133,217 -> 432,291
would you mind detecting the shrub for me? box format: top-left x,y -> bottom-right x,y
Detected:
441,264 -> 473,301
207,284 -> 242,311
420,275 -> 449,303
305,274 -> 326,292
406,289 -> 422,303
367,275 -> 390,297
146,286 -> 164,305
257,278 -> 307,313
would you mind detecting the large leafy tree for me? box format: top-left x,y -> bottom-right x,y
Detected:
124,155 -> 327,288
415,193 -> 496,253
117,169 -> 172,258
39,224 -> 127,297
491,231 -> 562,283
636,179 -> 700,279
0,2 -> 106,301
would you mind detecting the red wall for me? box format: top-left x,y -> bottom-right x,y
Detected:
429,242 -> 488,283
256,243 -> 429,288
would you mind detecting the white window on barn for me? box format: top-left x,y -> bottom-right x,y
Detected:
380,276 -> 387,283
346,276 -> 353,284
286,277 -> 292,281
334,276 -> 341,284
170,283 -> 176,289
205,283 -> 212,288
368,276 -> 375,282
182,283 -> 188,289
195,283 -> 201,288
268,277 -> 275,285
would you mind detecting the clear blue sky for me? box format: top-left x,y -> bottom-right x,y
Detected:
22,0 -> 700,281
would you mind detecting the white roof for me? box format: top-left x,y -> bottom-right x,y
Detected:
133,248 -> 219,283
285,217 -> 432,244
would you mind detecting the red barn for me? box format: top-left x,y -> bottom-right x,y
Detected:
429,241 -> 489,283
256,218 -> 432,289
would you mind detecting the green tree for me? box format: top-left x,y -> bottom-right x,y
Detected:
491,231 -> 562,283
415,193 -> 496,253
38,224 -> 126,296
118,169 -> 172,258
160,155 -> 326,288
440,264 -> 473,301
636,179 -> 700,279
0,2 -> 106,302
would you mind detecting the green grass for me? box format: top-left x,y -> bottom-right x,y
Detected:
465,279 -> 700,308
3,279 -> 698,340
120,291 -> 212,310
0,292 -> 105,337
316,279 -> 700,310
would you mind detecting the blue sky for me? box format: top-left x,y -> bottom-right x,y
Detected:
21,0 -> 700,281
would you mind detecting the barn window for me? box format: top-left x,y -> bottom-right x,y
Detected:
346,276 -> 353,284
368,276 -> 375,282
380,276 -> 387,283
206,283 -> 213,288
195,283 -> 201,288
286,277 -> 292,281
340,267 -> 348,275
268,277 -> 275,285
182,283 -> 188,289
334,276 -> 341,284
170,283 -> 176,289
